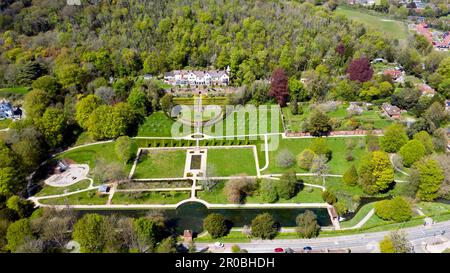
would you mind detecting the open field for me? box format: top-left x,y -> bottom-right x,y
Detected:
262,136 -> 368,175
283,102 -> 392,133
35,179 -> 91,197
112,191 -> 190,204
0,86 -> 30,96
39,190 -> 108,205
335,6 -> 409,41
203,104 -> 283,136
133,149 -> 187,179
137,111 -> 180,137
198,180 -> 324,204
206,147 -> 258,176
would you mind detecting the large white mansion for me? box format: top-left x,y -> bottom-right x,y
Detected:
164,66 -> 230,86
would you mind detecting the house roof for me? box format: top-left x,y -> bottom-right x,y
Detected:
383,69 -> 402,78
382,103 -> 401,116
417,83 -> 435,95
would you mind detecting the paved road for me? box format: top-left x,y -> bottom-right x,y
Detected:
197,220 -> 450,253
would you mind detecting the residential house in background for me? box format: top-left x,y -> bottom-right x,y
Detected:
417,83 -> 436,97
383,69 -> 405,83
0,101 -> 12,119
382,102 -> 402,119
164,67 -> 230,87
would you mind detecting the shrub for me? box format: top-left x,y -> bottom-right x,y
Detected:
310,138 -> 332,160
251,213 -> 278,239
259,179 -> 278,203
322,191 -> 337,204
276,149 -> 296,168
224,177 -> 256,204
343,165 -> 358,186
276,170 -> 298,199
374,197 -> 412,222
203,213 -> 228,239
399,140 -> 425,167
295,210 -> 320,238
297,149 -> 317,170
380,124 -> 408,153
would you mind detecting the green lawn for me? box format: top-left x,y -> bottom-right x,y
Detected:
262,136 -> 368,175
207,147 -> 258,176
56,142 -> 134,175
137,111 -> 192,137
335,6 -> 409,41
198,180 -> 323,204
283,103 -> 391,133
0,119 -> 11,129
111,191 -> 190,204
340,203 -> 375,228
39,190 -> 108,205
418,202 -> 450,216
133,149 -> 186,179
35,179 -> 91,197
0,86 -> 30,95
203,104 -> 283,136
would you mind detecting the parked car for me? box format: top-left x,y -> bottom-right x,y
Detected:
303,246 -> 312,252
214,242 -> 224,248
274,248 -> 284,253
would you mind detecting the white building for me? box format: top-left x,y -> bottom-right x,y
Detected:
164,67 -> 230,86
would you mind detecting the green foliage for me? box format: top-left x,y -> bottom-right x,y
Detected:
297,149 -> 317,170
203,213 -> 228,239
413,131 -> 434,154
87,103 -> 136,140
133,217 -> 158,251
343,164 -> 358,186
115,136 -> 135,164
276,170 -> 298,200
295,210 -> 320,238
374,197 -> 412,222
306,109 -> 332,136
358,151 -> 394,194
379,231 -> 412,253
416,159 -> 444,201
38,107 -> 66,148
160,93 -> 174,114
310,138 -> 331,161
399,140 -> 425,167
251,213 -> 278,239
155,236 -> 177,253
259,179 -> 278,203
380,124 -> 408,153
321,190 -> 337,204
127,87 -> 149,117
6,219 -> 34,252
23,89 -> 50,121
379,236 -> 395,253
32,75 -> 61,97
73,214 -> 107,253
75,95 -> 102,130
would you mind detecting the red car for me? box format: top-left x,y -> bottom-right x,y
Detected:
274,248 -> 284,253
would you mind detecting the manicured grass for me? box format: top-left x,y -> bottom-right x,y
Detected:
111,191 -> 190,204
35,179 -> 91,197
206,147 -> 257,176
262,136 -> 368,175
247,186 -> 324,204
56,142 -> 133,174
195,231 -> 252,243
340,203 -> 375,228
0,119 -> 11,129
282,102 -> 391,132
39,190 -> 108,205
335,6 -> 409,41
133,149 -> 186,179
197,181 -> 229,203
203,104 -> 283,136
74,132 -> 96,146
418,202 -> 450,216
137,111 -> 191,137
0,86 -> 30,95
198,181 -> 324,204
173,96 -> 228,105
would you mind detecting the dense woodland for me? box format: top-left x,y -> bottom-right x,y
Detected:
0,0 -> 449,253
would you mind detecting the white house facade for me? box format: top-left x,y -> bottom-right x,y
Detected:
164,67 -> 230,86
